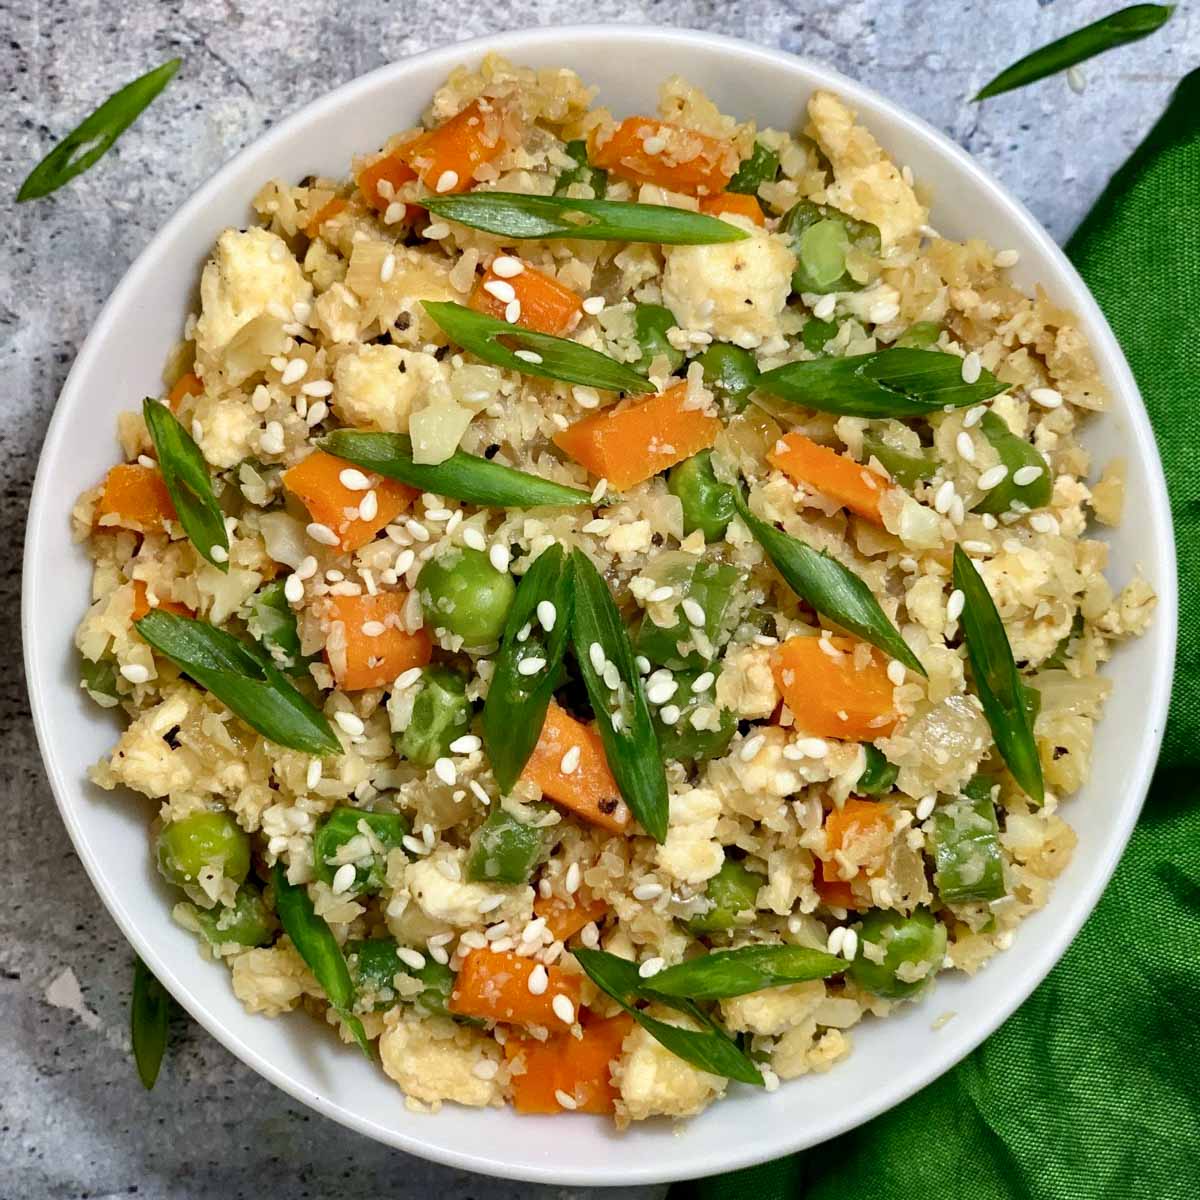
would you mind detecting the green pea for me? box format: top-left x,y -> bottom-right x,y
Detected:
418,547 -> 515,646
695,343 -> 758,411
973,411 -> 1053,515
631,303 -> 684,376
190,884 -> 275,948
781,199 -> 880,295
312,807 -> 410,896
81,655 -> 119,705
861,431 -> 937,488
653,668 -> 735,764
553,139 -> 607,198
728,140 -> 780,195
848,907 -> 947,999
466,802 -> 555,884
856,744 -> 898,795
931,793 -> 1006,905
895,321 -> 942,350
801,317 -> 839,355
245,579 -> 308,675
156,811 -> 250,888
687,857 -> 764,935
345,937 -> 457,1017
667,451 -> 736,542
634,559 -> 741,670
395,665 -> 471,768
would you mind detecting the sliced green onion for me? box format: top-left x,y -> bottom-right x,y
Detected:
483,545 -> 576,793
135,610 -> 341,756
569,549 -> 668,842
974,5 -> 1174,101
856,744 -> 899,795
131,955 -> 171,1090
733,489 -> 926,676
573,948 -> 763,1086
244,580 -> 308,675
18,59 -> 181,202
81,655 -> 120,705
953,546 -> 1044,804
321,429 -> 593,508
728,140 -> 780,195
647,945 -> 845,1000
931,792 -> 1007,904
756,349 -> 1008,418
422,301 -> 652,395
142,398 -> 230,570
422,192 -> 748,245
973,412 -> 1053,514
801,317 -> 839,355
271,862 -> 371,1057
553,139 -> 608,198
630,302 -> 684,377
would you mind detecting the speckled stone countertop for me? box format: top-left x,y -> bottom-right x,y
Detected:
2,2 -> 1194,1197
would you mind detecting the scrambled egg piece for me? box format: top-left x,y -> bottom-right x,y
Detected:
379,1010 -> 503,1109
614,1014 -> 726,1120
333,345 -> 449,434
656,786 -> 723,886
722,979 -> 825,1037
405,848 -> 532,928
231,942 -> 319,1017
715,645 -> 779,719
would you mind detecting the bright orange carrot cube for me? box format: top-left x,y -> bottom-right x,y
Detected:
588,117 -> 738,196
449,948 -> 581,1028
321,590 -> 432,691
95,463 -> 176,532
768,432 -> 894,526
468,259 -> 582,335
772,635 -> 897,741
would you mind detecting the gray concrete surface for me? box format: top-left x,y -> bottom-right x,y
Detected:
2,2 -> 1195,1197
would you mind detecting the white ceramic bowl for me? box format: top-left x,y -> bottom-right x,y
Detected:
23,24 -> 1177,1186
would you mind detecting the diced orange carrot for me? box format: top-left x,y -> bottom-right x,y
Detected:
505,1012 -> 633,1114
699,192 -> 766,226
533,891 -> 609,943
400,99 -> 507,194
449,948 -> 582,1028
305,196 -> 347,238
588,117 -> 738,196
95,463 -> 177,532
321,591 -> 432,691
282,450 -> 417,553
468,260 -> 582,335
552,382 -> 721,491
772,635 -> 897,741
768,432 -> 894,526
811,856 -> 859,910
817,797 -> 894,908
167,371 -> 203,411
521,702 -> 630,835
356,153 -> 418,213
129,580 -> 193,623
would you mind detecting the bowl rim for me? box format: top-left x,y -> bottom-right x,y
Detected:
23,22 -> 1178,1185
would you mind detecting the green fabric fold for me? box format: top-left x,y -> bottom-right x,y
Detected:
673,68 -> 1199,1200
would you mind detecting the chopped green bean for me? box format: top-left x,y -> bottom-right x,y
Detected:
848,907 -> 947,999
667,451 -> 736,542
687,857 -> 765,935
466,802 -> 555,884
156,811 -> 250,889
653,668 -> 735,764
973,412 -> 1053,514
728,140 -> 780,195
189,884 -> 275,948
861,431 -> 937,488
312,808 -> 410,895
245,580 -> 308,675
856,744 -> 899,795
634,559 -> 741,670
631,303 -> 684,376
931,793 -> 1007,904
394,664 -> 471,768
345,937 -> 457,1017
695,342 -> 758,410
553,139 -> 608,198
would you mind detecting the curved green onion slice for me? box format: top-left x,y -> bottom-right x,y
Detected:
131,956 -> 171,1090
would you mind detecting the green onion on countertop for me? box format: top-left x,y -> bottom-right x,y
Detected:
131,955 -> 171,1090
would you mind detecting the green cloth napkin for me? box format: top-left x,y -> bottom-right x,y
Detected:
674,68 -> 1199,1200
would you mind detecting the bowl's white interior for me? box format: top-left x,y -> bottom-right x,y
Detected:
23,25 -> 1176,1187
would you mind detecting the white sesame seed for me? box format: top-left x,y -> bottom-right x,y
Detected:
339,468 -> 371,491
406,518 -> 429,541
281,357 -> 308,386
994,248 -> 1020,268
306,401 -> 328,427
740,734 -> 765,762
527,964 -> 549,995
574,386 -> 601,409
477,894 -> 505,916
402,834 -> 428,856
646,679 -> 678,706
977,465 -> 1009,490
1012,465 -> 1044,487
632,881 -> 663,901
682,598 -> 707,627
602,662 -> 620,690
461,527 -> 487,552
394,548 -> 416,574
472,1058 -> 499,1080
1030,513 -> 1059,535
383,200 -> 407,225
209,544 -> 229,564
590,477 -> 608,504
963,405 -> 986,429
191,419 -> 204,441
962,539 -> 992,554
638,957 -> 665,979
304,760 -> 322,792
137,454 -> 156,469
635,655 -> 651,675
504,299 -> 521,324
358,490 -> 379,522
795,736 -> 829,758
691,671 -> 715,693
537,600 -> 557,632
934,479 -> 956,514
956,431 -> 976,463
841,929 -> 859,961
331,862 -> 358,895
1067,65 -> 1087,94
521,917 -> 548,945
435,169 -> 459,194
300,380 -> 333,400
449,734 -> 481,754
946,588 -> 966,622
641,134 -> 667,154
565,862 -> 582,893
647,585 -> 675,604
813,294 -> 837,321
559,745 -> 582,775
588,643 -> 606,673
658,704 -> 681,726
361,620 -> 386,637
470,780 -> 491,806
827,926 -> 846,956
483,278 -> 516,303
306,522 -> 340,547
434,757 -> 457,786
491,255 -> 524,278
397,947 -> 426,970
119,663 -> 150,685
514,349 -> 543,365
516,623 -> 532,643
916,794 -> 937,821
960,351 -> 982,384
554,1089 -> 578,1110
517,657 -> 546,676
581,295 -> 605,316
884,660 -> 906,689
297,555 -> 318,580
489,544 -> 510,572
1031,387 -> 1063,409
334,711 -> 364,737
